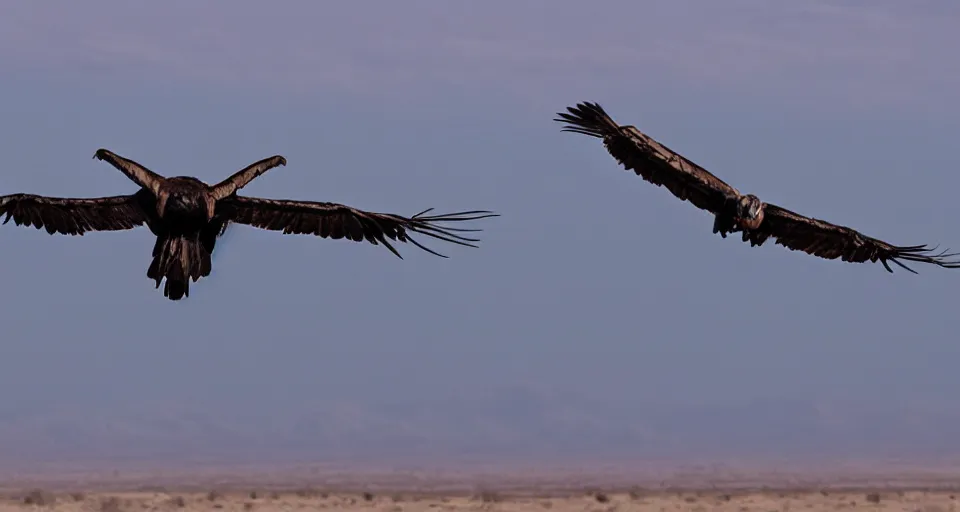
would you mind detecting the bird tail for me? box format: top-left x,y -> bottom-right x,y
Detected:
147,235 -> 213,301
554,102 -> 622,138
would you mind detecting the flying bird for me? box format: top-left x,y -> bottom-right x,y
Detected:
555,101 -> 959,273
1,149 -> 497,300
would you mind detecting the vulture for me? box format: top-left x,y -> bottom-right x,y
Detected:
1,149 -> 497,300
555,101 -> 959,273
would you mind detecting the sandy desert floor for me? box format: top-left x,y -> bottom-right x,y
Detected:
3,464 -> 960,512
1,487 -> 959,512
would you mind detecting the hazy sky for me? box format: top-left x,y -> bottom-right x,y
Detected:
1,1 -> 959,465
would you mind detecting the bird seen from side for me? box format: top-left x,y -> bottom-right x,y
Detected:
555,101 -> 960,273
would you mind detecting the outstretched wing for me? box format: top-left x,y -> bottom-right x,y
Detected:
215,195 -> 498,258
209,155 -> 288,200
93,149 -> 166,195
0,193 -> 149,235
555,102 -> 740,215
742,203 -> 960,273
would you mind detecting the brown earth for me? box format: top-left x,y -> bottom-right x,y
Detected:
0,487 -> 958,512
2,466 -> 960,512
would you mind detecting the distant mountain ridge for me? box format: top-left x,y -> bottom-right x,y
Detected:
1,385 -> 958,467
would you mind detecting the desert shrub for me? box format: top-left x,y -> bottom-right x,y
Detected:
22,489 -> 54,507
99,496 -> 123,512
474,489 -> 501,503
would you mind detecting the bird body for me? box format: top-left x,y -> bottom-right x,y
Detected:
138,177 -> 222,300
1,149 -> 496,300
156,176 -> 216,224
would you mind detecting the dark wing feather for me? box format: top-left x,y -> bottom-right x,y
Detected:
0,194 -> 149,235
555,101 -> 740,215
93,149 -> 166,195
743,203 -> 960,273
210,155 -> 288,200
216,195 -> 498,258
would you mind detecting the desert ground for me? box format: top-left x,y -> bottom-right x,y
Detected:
2,466 -> 960,512
1,486 -> 959,512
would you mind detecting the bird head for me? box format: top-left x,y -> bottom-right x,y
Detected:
737,194 -> 763,220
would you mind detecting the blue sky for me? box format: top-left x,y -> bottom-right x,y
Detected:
1,1 -> 959,466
